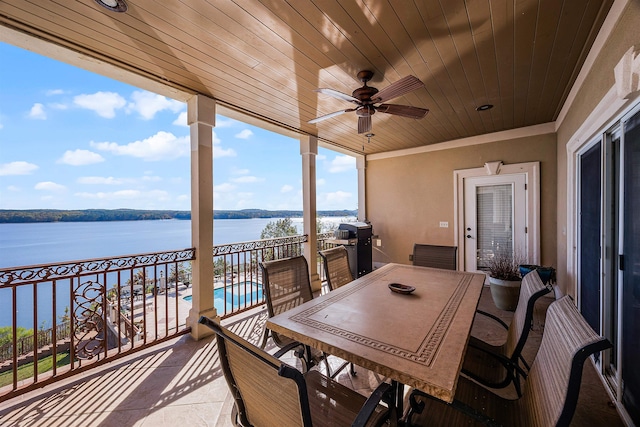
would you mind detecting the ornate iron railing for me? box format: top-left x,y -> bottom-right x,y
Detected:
210,234 -> 308,318
0,248 -> 195,400
0,233 -> 336,400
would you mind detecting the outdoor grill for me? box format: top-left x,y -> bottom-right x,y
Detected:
337,222 -> 373,278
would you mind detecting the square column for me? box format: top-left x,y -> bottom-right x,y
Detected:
186,94 -> 217,340
301,136 -> 321,291
356,155 -> 366,221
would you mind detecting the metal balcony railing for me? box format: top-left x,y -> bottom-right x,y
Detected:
0,233 -> 338,401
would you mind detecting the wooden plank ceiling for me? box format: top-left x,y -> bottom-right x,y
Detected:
0,0 -> 613,155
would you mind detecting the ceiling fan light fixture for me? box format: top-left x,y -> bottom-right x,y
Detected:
476,104 -> 493,111
95,0 -> 128,12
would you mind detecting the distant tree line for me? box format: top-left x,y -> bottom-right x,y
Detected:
0,209 -> 357,223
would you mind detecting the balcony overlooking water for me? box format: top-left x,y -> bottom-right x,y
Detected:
0,233 -> 337,403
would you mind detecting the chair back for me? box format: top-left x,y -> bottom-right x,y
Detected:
199,317 -> 311,427
518,295 -> 612,427
260,256 -> 314,346
504,270 -> 551,359
412,244 -> 457,270
319,246 -> 354,290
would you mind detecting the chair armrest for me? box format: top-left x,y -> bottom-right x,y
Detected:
352,381 -> 394,427
475,309 -> 509,330
273,341 -> 306,359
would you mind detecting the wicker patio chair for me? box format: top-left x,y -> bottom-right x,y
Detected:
259,255 -> 330,374
412,244 -> 457,270
199,317 -> 394,427
405,295 -> 612,427
319,246 -> 354,291
462,269 -> 551,397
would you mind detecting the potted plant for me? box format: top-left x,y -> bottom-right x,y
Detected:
487,251 -> 524,311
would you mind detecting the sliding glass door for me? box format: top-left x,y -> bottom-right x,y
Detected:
622,110 -> 640,424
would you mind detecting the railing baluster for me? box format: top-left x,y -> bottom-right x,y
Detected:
0,237 -> 334,400
52,279 -> 57,377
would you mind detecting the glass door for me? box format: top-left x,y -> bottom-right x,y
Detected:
622,109 -> 640,424
463,174 -> 527,272
578,142 -> 602,334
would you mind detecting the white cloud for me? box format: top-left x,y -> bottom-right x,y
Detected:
234,129 -> 253,139
58,149 -> 105,166
74,91 -> 126,118
214,183 -> 237,192
128,90 -> 183,120
0,161 -> 39,176
35,181 -> 66,191
232,168 -> 250,175
173,111 -> 188,127
214,144 -> 236,158
323,190 -> 352,204
0,123 -> 3,129
316,178 -> 326,186
46,89 -> 65,96
77,176 -> 123,185
7,185 -> 20,192
231,175 -> 264,183
280,184 -> 294,193
328,155 -> 356,173
317,154 -> 327,160
28,103 -> 46,120
177,194 -> 189,202
216,117 -> 238,128
91,131 -> 189,161
50,103 -> 68,110
75,189 -> 170,202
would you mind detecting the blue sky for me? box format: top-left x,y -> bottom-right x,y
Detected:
0,43 -> 358,211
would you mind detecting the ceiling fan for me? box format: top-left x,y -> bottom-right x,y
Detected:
308,70 -> 429,134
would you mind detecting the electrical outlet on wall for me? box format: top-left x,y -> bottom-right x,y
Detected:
439,221 -> 449,228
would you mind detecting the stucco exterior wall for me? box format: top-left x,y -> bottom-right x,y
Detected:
366,133 -> 556,270
555,0 -> 640,295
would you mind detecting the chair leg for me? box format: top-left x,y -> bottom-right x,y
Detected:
259,328 -> 269,349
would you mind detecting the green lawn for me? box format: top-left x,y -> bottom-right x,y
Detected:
0,352 -> 71,387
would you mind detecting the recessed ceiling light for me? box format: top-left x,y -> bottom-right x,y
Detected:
476,104 -> 494,111
95,0 -> 127,12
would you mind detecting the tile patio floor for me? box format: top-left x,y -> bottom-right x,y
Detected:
0,286 -> 625,426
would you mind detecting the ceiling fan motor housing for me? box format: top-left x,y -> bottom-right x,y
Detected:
352,86 -> 379,103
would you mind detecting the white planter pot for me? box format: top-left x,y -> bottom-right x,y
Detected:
489,277 -> 522,311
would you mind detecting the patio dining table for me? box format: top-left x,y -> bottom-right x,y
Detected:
266,262 -> 485,416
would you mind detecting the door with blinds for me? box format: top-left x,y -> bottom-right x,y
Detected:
463,174 -> 527,273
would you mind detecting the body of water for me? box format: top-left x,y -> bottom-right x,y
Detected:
0,216 -> 353,268
0,217 -> 353,328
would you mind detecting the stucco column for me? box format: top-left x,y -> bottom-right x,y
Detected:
186,94 -> 217,340
356,155 -> 366,221
301,136 -> 321,291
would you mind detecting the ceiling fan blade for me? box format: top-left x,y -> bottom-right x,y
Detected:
358,115 -> 372,134
372,75 -> 424,103
315,88 -> 360,104
376,104 -> 429,119
308,108 -> 355,124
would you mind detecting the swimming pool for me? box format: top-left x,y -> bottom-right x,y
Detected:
183,281 -> 264,313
